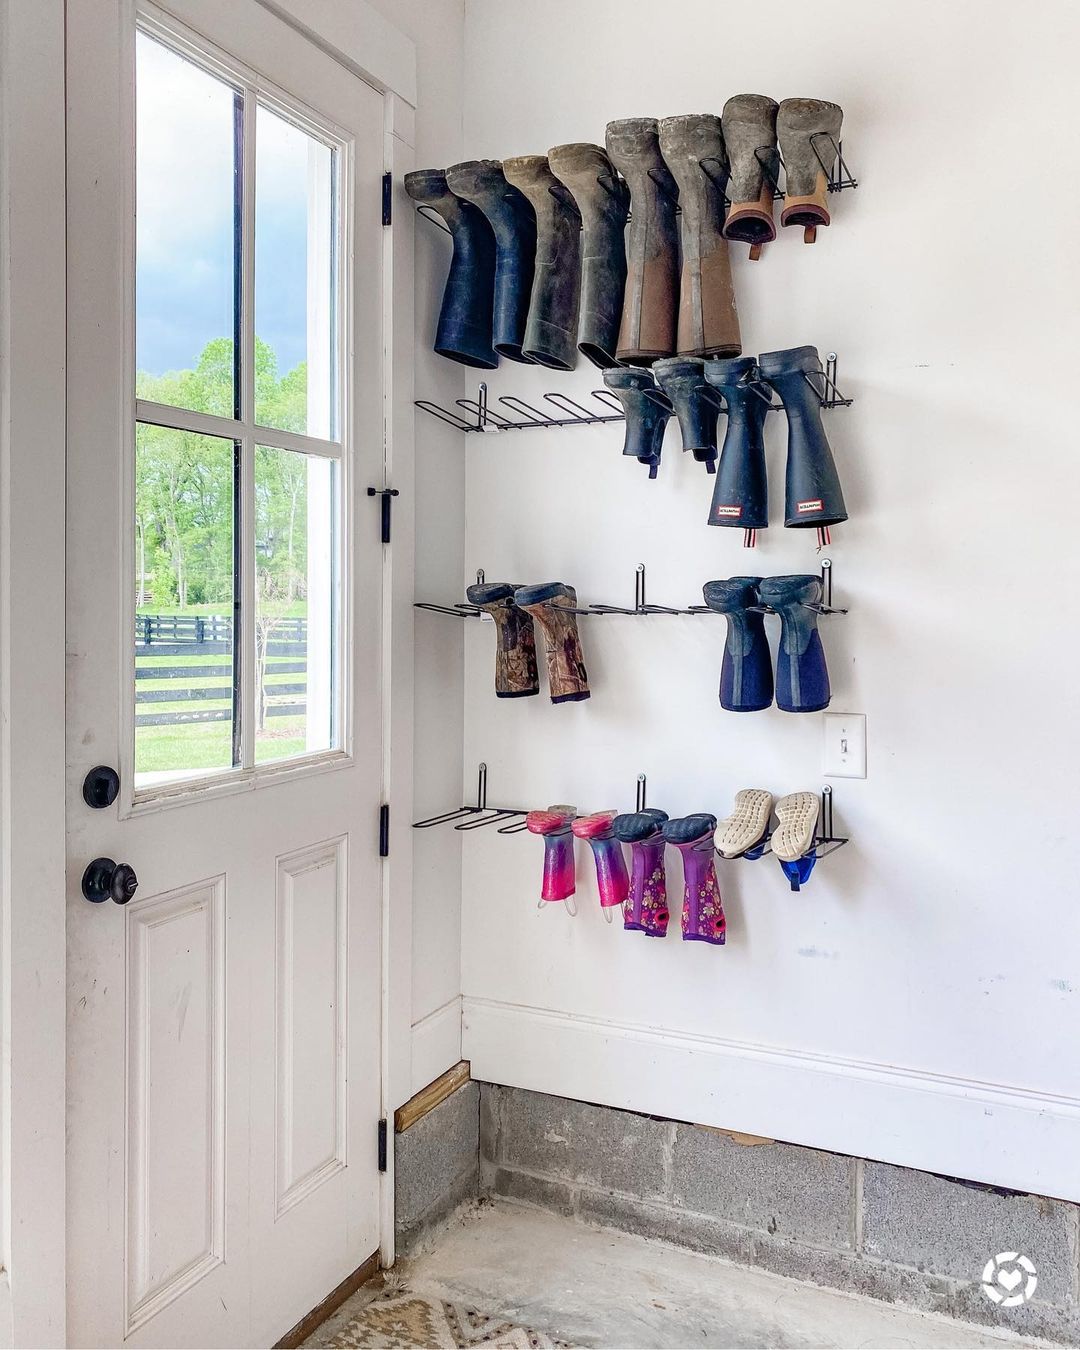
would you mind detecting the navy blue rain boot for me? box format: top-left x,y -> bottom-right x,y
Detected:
757,346 -> 847,535
652,357 -> 720,471
702,577 -> 773,712
757,574 -> 830,713
446,159 -> 536,364
602,367 -> 671,478
704,355 -> 770,536
403,168 -> 498,369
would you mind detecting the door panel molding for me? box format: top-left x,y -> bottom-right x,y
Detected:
125,877 -> 226,1333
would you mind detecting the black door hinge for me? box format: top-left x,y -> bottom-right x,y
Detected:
382,172 -> 392,226
379,803 -> 390,858
367,486 -> 399,544
378,1118 -> 388,1172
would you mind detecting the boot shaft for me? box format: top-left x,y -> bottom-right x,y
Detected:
502,155 -> 582,370
605,118 -> 680,362
446,159 -> 537,363
602,366 -> 671,477
547,142 -> 629,370
653,356 -> 719,466
403,168 -> 498,368
658,114 -> 741,358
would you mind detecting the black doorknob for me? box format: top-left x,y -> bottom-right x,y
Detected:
82,765 -> 120,809
81,857 -> 139,905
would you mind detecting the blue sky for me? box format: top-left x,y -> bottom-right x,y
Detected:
136,32 -> 326,382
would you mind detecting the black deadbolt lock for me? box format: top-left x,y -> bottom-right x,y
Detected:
83,765 -> 120,809
81,857 -> 139,905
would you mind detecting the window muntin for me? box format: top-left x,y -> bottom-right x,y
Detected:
133,22 -> 346,794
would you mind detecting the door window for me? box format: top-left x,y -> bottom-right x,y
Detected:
134,24 -> 346,792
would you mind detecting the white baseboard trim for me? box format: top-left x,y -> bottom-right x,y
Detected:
409,997 -> 463,1099
462,997 -> 1080,1202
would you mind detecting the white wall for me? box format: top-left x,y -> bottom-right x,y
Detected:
454,0 -> 1080,1200
362,0 -> 469,1098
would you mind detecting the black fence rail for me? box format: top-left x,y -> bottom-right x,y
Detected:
135,613 -> 308,646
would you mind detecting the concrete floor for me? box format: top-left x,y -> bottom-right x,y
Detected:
309,1200 -> 1043,1349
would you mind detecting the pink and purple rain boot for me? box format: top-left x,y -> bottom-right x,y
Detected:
572,811 -> 630,920
526,805 -> 578,908
662,814 -> 726,945
612,809 -> 670,936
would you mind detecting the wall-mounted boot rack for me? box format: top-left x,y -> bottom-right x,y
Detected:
416,560 -> 846,621
413,761 -> 530,833
415,354 -> 851,434
706,785 -> 849,892
416,380 -> 625,434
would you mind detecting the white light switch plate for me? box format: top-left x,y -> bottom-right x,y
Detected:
823,712 -> 866,778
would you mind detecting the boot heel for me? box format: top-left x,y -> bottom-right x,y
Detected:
514,583 -> 591,704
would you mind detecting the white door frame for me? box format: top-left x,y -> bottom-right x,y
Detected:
0,1 -> 417,1342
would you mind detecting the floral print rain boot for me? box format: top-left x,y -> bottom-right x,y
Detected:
663,814 -> 726,945
612,809 -> 670,936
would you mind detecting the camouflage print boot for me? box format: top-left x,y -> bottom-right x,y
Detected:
777,98 -> 843,242
721,95 -> 780,261
403,168 -> 498,367
657,113 -> 740,358
605,118 -> 680,363
465,581 -> 540,698
502,156 -> 582,370
547,143 -> 629,370
514,583 -> 590,704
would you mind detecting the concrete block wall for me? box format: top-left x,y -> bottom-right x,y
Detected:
395,1081 -> 480,1255
480,1083 -> 1080,1344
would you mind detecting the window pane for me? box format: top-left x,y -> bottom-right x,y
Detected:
255,447 -> 337,763
135,425 -> 238,787
136,32 -> 239,418
255,105 -> 336,439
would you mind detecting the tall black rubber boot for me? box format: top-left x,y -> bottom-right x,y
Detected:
403,168 -> 497,368
702,577 -> 773,712
605,118 -> 680,364
653,356 -> 719,471
502,156 -> 581,370
446,159 -> 536,363
602,367 -> 671,478
547,143 -> 629,369
657,113 -> 741,358
758,345 -> 847,534
777,98 -> 843,242
705,355 -> 770,539
721,95 -> 780,260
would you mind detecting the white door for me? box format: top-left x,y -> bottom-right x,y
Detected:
65,2 -> 386,1344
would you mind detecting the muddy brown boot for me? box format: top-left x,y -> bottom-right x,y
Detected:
777,98 -> 843,242
502,156 -> 581,370
446,159 -> 536,363
403,168 -> 498,366
657,114 -> 740,358
547,143 -> 629,369
514,583 -> 590,704
466,582 -> 540,698
721,95 -> 779,261
605,118 -> 679,363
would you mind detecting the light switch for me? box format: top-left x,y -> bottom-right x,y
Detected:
823,712 -> 866,778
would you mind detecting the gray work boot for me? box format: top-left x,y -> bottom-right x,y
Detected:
776,98 -> 843,242
721,95 -> 780,260
446,159 -> 536,363
502,155 -> 582,370
658,114 -> 741,358
605,118 -> 679,364
547,142 -> 629,369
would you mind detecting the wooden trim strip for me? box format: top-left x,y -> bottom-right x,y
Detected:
273,1250 -> 381,1349
394,1060 -> 471,1134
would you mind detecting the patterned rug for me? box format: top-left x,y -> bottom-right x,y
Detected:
310,1286 -> 574,1349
